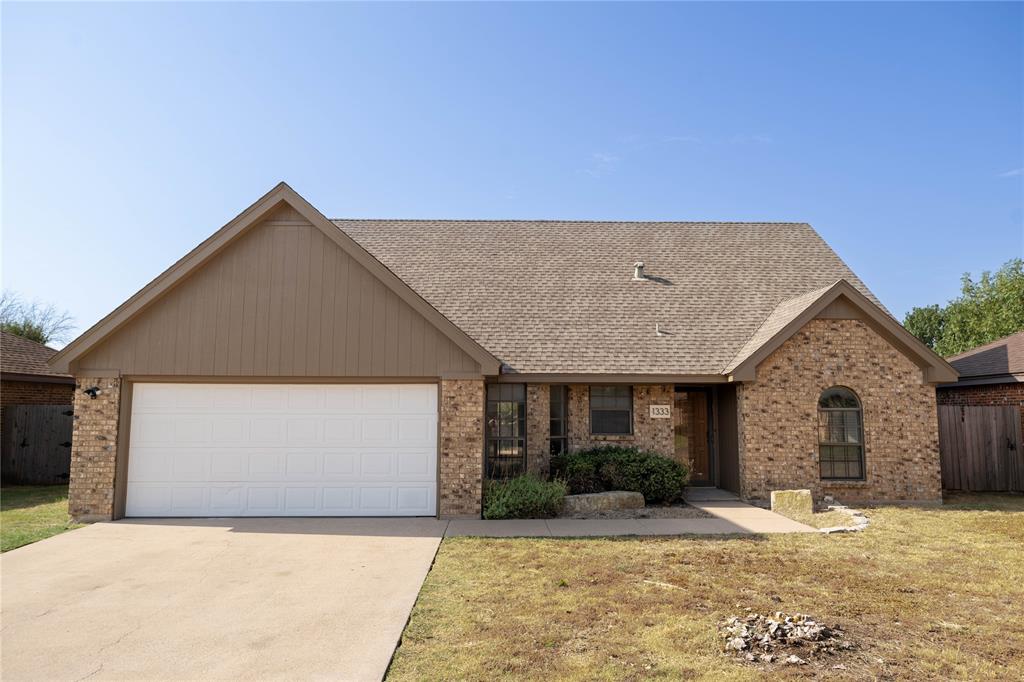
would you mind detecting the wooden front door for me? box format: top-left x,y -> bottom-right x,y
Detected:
674,389 -> 712,485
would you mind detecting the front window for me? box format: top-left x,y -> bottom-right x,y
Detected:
590,385 -> 632,435
817,386 -> 865,480
486,384 -> 526,479
549,385 -> 568,455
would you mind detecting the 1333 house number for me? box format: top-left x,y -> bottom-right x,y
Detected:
649,405 -> 671,419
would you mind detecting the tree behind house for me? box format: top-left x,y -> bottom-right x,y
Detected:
904,258 -> 1024,356
0,291 -> 75,346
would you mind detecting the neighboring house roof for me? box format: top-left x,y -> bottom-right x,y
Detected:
336,219 -> 885,375
944,331 -> 1024,385
1,330 -> 73,381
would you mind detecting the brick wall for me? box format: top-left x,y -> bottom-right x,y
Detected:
937,382 -> 1023,407
938,382 -> 1024,436
567,384 -> 674,457
1,379 -> 75,433
738,318 -> 941,504
1,379 -> 74,407
526,384 -> 551,476
68,378 -> 121,521
439,379 -> 484,518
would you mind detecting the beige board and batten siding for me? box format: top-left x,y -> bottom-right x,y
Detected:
75,206 -> 482,378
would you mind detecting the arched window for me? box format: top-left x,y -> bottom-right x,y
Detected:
817,387 -> 865,480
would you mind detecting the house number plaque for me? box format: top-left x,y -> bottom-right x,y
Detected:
649,405 -> 671,419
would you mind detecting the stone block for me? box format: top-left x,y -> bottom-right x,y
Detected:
563,490 -> 645,514
770,489 -> 813,516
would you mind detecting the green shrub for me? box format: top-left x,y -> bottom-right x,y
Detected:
551,446 -> 689,503
550,452 -> 604,494
483,475 -> 568,519
599,449 -> 688,503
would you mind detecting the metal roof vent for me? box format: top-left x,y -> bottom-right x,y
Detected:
633,261 -> 646,281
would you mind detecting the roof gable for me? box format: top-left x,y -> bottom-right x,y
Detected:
725,280 -> 957,383
50,183 -> 500,375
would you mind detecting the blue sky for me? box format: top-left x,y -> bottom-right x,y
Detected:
3,2 -> 1021,344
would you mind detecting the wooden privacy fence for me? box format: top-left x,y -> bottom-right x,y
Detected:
938,405 -> 1023,492
1,404 -> 74,485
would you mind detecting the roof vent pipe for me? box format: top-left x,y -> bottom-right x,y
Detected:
633,261 -> 646,280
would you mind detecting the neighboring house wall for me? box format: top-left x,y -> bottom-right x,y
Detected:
1,380 -> 75,432
737,318 -> 941,504
566,384 -> 674,457
937,382 -> 1024,436
68,378 -> 120,521
1,380 -> 74,407
937,382 -> 1024,407
439,379 -> 485,518
73,207 -> 482,377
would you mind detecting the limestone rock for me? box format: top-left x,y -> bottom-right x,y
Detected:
770,489 -> 813,516
562,491 -> 645,514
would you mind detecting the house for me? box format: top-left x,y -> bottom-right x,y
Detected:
939,331 -> 1024,411
1,330 -> 76,483
936,331 -> 1024,491
49,183 -> 957,521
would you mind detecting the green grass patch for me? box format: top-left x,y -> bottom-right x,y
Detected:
1,485 -> 82,552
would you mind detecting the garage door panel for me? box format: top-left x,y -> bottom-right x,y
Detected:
397,450 -> 432,478
358,487 -> 393,511
126,384 -> 437,517
359,452 -> 394,477
362,387 -> 400,411
323,451 -> 358,477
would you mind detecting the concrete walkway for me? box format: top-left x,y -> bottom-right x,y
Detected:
447,490 -> 815,537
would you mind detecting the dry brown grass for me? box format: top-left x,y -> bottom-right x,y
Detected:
387,494 -> 1024,681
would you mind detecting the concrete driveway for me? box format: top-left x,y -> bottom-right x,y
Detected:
1,518 -> 447,681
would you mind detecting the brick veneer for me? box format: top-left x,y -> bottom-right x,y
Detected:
0,379 -> 75,433
566,384 -> 674,457
1,379 -> 74,407
68,377 -> 121,521
937,382 -> 1024,436
439,379 -> 485,518
526,384 -> 551,476
737,318 -> 941,504
937,382 -> 1023,407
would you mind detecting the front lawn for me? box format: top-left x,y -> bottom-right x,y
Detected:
1,485 -> 82,552
388,495 -> 1024,681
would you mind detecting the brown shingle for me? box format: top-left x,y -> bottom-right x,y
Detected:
1,331 -> 70,378
946,331 -> 1024,379
334,220 -> 882,375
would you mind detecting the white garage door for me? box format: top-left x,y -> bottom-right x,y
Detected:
125,383 -> 437,517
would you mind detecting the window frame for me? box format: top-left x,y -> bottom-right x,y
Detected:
817,386 -> 866,481
485,383 -> 527,480
549,385 -> 569,456
589,385 -> 633,436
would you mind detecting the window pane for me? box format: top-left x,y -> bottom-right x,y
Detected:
818,387 -> 859,409
593,410 -> 630,435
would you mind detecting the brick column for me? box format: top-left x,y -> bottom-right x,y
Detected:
526,384 -> 551,476
439,379 -> 484,518
68,377 -> 121,522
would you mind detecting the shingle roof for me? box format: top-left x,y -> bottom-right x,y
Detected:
334,220 -> 883,375
723,282 -> 841,375
1,330 -> 71,378
946,331 -> 1024,380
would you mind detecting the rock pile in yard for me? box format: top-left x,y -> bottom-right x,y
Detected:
719,610 -> 853,665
